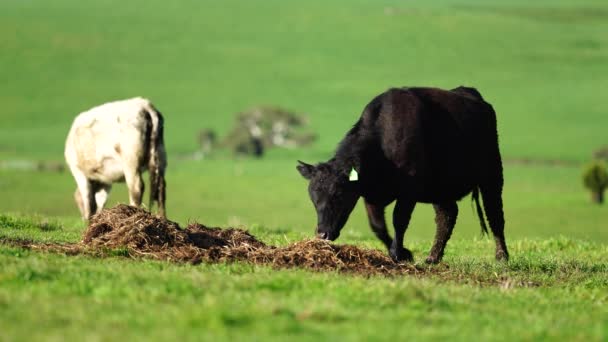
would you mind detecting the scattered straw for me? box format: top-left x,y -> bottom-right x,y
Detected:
3,204 -> 427,277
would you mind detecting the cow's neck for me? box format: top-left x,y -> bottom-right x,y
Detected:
333,124 -> 369,174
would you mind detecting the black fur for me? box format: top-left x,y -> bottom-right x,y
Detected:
146,105 -> 166,217
298,86 -> 509,263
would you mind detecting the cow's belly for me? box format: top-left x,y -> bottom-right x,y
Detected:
74,141 -> 126,184
414,184 -> 474,203
415,150 -> 480,202
86,156 -> 125,184
69,115 -> 146,184
411,172 -> 477,203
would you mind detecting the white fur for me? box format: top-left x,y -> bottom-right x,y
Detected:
65,97 -> 166,219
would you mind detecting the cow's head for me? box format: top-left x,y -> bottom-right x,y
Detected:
297,160 -> 360,241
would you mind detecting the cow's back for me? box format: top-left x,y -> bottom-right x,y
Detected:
363,87 -> 497,201
65,97 -> 152,183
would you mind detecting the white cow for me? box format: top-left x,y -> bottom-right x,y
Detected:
64,97 -> 167,219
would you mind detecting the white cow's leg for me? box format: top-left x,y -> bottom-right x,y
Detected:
74,188 -> 85,218
119,124 -> 147,208
94,184 -> 112,214
125,170 -> 144,207
71,169 -> 94,219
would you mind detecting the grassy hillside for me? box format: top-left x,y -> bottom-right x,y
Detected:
1,0 -> 607,161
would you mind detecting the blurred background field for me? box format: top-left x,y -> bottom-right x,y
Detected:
1,2 -> 607,340
2,0 -> 608,161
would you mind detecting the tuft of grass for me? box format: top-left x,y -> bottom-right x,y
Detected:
0,214 -> 62,232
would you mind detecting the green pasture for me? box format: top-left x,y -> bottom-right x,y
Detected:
1,0 -> 607,340
0,238 -> 606,341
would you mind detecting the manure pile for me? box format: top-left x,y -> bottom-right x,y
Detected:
10,205 -> 426,276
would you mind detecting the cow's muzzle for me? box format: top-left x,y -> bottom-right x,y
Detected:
316,228 -> 339,241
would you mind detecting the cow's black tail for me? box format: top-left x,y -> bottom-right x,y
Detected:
472,187 -> 488,235
145,102 -> 167,218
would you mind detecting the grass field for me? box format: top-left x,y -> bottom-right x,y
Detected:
1,0 -> 607,340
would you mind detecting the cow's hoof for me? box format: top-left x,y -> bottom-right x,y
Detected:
425,256 -> 441,264
496,250 -> 509,262
389,247 -> 414,263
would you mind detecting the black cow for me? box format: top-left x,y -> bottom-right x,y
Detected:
297,86 -> 508,263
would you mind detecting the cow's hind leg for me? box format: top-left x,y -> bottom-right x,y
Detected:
480,182 -> 509,261
125,170 -> 144,207
120,125 -> 147,208
426,201 -> 458,264
364,201 -> 392,250
390,199 -> 416,263
92,182 -> 112,215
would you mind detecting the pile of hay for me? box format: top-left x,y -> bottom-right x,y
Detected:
78,205 -> 416,276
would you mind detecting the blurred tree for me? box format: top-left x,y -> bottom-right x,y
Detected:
221,106 -> 316,157
582,160 -> 608,204
593,146 -> 608,161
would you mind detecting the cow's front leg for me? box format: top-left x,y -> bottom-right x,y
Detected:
364,200 -> 392,250
73,189 -> 85,218
71,168 -> 95,219
426,201 -> 458,264
390,199 -> 416,263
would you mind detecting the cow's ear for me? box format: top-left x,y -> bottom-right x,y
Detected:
297,160 -> 316,179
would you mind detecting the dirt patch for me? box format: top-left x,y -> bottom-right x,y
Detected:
6,205 -> 424,277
